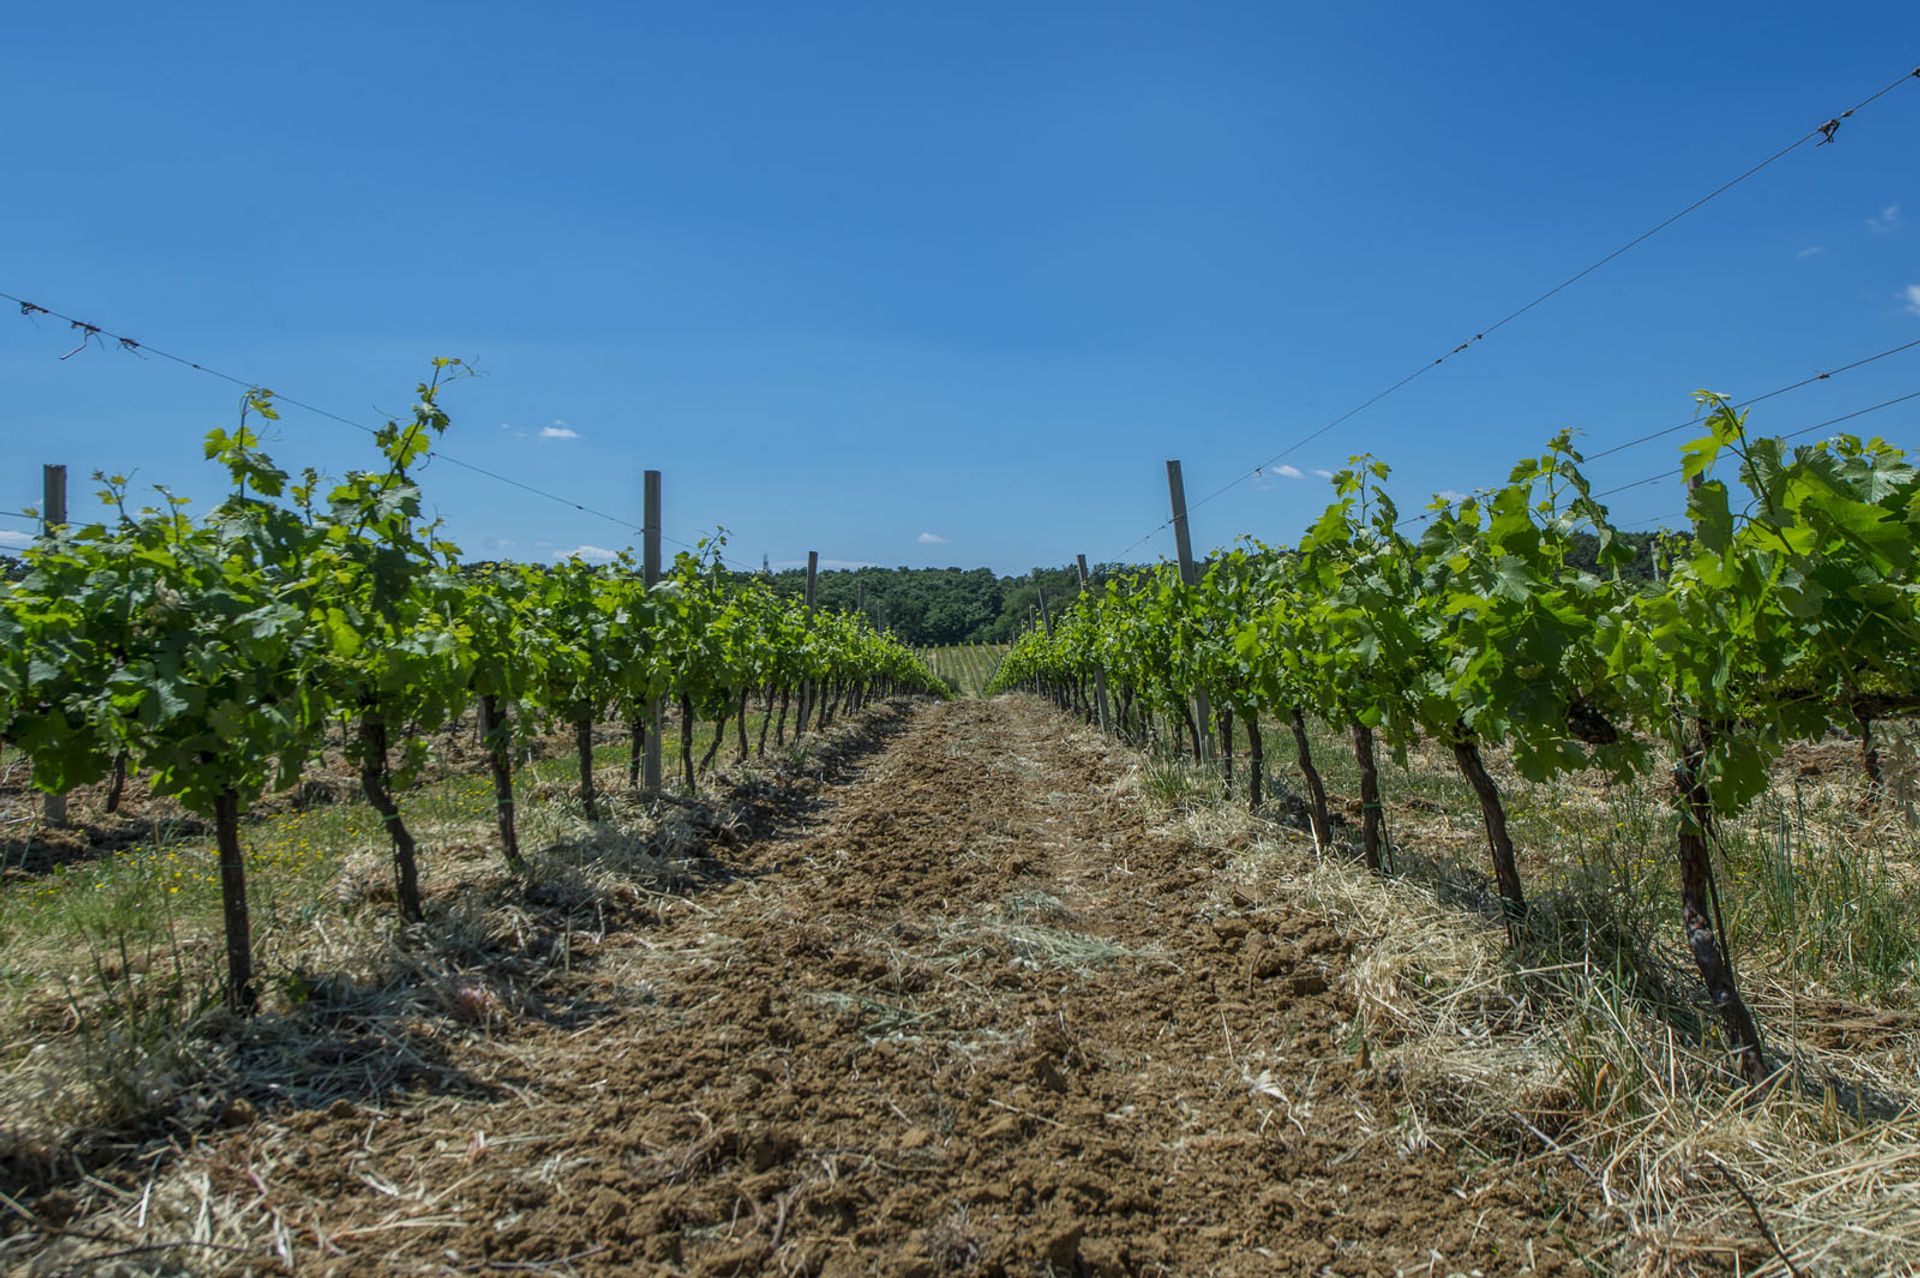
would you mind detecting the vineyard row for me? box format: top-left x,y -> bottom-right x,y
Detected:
0,364 -> 950,1012
989,392 -> 1919,1090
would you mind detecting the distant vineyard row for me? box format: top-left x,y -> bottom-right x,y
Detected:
916,643 -> 1009,698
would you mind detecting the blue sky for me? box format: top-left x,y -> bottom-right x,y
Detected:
3,3 -> 1917,573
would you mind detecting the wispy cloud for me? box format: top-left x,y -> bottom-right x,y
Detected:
1255,462 -> 1308,491
497,418 -> 581,440
1906,284 -> 1920,317
1796,245 -> 1825,259
771,557 -> 875,571
0,530 -> 32,549
916,531 -> 946,544
553,544 -> 621,563
1312,468 -> 1334,479
1436,489 -> 1469,503
1868,204 -> 1902,233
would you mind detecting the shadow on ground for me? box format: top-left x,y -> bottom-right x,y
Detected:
0,697 -> 926,1234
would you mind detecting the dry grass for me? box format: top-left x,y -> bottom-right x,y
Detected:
1118,724 -> 1920,1276
9,697 -> 1914,1273
0,700 -> 920,1275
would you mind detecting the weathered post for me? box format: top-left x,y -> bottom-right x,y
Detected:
1166,460 -> 1212,762
41,463 -> 65,529
798,551 -> 819,733
643,470 -> 664,793
1077,554 -> 1111,734
41,464 -> 68,829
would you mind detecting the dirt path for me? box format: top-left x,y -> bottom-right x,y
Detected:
148,698 -> 1605,1275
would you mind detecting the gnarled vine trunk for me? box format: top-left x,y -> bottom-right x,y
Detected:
1245,715 -> 1264,812
358,707 -> 424,923
575,715 -> 599,822
1857,708 -> 1884,807
1674,746 -> 1767,1087
680,695 -> 698,792
1219,708 -> 1235,795
1289,709 -> 1333,853
1450,734 -> 1523,936
213,788 -> 257,1014
1180,702 -> 1203,762
104,751 -> 128,815
479,694 -> 525,874
1351,721 -> 1384,873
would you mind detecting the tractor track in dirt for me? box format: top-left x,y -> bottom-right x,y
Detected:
119,697 -> 1606,1276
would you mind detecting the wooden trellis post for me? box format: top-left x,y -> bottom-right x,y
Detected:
1167,460 -> 1212,762
41,464 -> 68,828
643,470 -> 664,793
1077,553 -> 1111,733
799,551 -> 819,731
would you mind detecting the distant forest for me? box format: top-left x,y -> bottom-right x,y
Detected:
757,564 -> 1106,647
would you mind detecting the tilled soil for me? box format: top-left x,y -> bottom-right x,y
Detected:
105,698 -> 1607,1275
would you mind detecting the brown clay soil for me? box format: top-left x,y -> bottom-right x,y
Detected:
67,698 -> 1611,1275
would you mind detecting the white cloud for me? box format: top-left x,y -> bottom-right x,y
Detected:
553,544 -> 620,563
1436,489 -> 1469,503
0,530 -> 32,549
1906,284 -> 1920,317
1274,464 -> 1304,480
1868,204 -> 1902,233
539,425 -> 580,440
916,532 -> 946,544
1312,468 -> 1334,479
1796,245 -> 1825,259
770,557 -> 875,571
